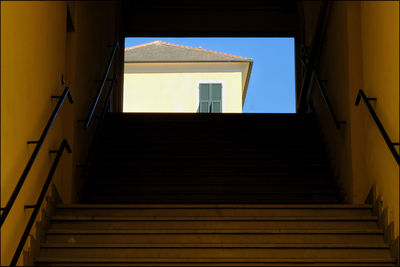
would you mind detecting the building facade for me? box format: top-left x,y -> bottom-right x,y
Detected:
123,41 -> 253,113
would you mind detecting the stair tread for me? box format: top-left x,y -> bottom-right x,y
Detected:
94,163 -> 331,166
89,182 -> 337,186
35,257 -> 397,263
46,229 -> 384,234
92,174 -> 328,178
86,192 -> 339,196
57,204 -> 371,209
50,216 -> 377,221
40,243 -> 390,248
86,192 -> 339,195
36,114 -> 395,266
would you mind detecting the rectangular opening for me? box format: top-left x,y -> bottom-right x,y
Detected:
123,37 -> 295,113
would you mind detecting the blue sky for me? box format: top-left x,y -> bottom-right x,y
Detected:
125,38 -> 295,113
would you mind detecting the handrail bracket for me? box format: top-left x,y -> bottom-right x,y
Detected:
355,89 -> 400,165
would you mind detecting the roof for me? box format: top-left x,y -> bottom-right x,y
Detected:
125,40 -> 253,63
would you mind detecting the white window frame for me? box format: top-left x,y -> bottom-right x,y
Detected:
196,80 -> 226,113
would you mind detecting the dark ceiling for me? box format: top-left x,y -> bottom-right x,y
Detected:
122,0 -> 300,37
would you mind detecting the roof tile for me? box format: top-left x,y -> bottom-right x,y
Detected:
125,40 -> 253,62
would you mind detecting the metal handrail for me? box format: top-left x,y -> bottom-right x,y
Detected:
301,46 -> 345,129
0,87 -> 73,227
79,74 -> 117,192
10,139 -> 71,266
355,89 -> 400,165
3,41 -> 119,265
297,1 -> 332,112
83,41 -> 119,129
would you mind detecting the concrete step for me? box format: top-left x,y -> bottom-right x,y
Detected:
83,193 -> 341,204
99,141 -> 325,149
102,118 -> 319,125
38,246 -> 392,259
90,173 -> 334,179
84,193 -> 340,203
91,166 -> 332,175
98,146 -> 326,153
40,243 -> 391,248
46,231 -> 385,244
102,113 -> 318,125
46,229 -> 385,234
93,161 -> 331,169
50,215 -> 378,221
55,204 -> 373,217
99,134 -> 324,142
90,177 -> 336,185
96,154 -> 328,163
33,257 -> 398,266
49,216 -> 378,230
95,157 -> 328,165
103,117 -> 319,125
47,113 -> 394,266
86,185 -> 338,194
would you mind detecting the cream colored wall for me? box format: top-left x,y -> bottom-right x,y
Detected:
305,0 -> 399,245
123,64 -> 245,113
1,1 -> 121,265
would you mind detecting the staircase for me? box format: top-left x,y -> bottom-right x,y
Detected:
35,113 -> 396,266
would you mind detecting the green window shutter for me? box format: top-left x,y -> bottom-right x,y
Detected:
199,84 -> 210,113
211,102 -> 221,113
199,83 -> 222,113
211,83 -> 222,113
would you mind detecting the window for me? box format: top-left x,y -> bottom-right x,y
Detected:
199,83 -> 222,113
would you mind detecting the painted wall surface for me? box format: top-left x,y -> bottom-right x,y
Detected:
1,2 -> 69,265
310,1 -> 354,202
64,1 -> 120,203
123,63 -> 248,113
306,0 -> 399,246
356,0 -> 399,238
1,1 -> 120,265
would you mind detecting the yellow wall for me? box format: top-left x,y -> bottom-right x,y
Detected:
123,63 -> 247,113
306,0 -> 399,244
356,0 -> 399,235
64,1 -> 120,202
1,2 -> 70,265
1,1 -> 120,265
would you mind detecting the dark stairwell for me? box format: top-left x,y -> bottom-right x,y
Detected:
34,113 -> 396,266
85,113 -> 338,204
2,1 -> 398,266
